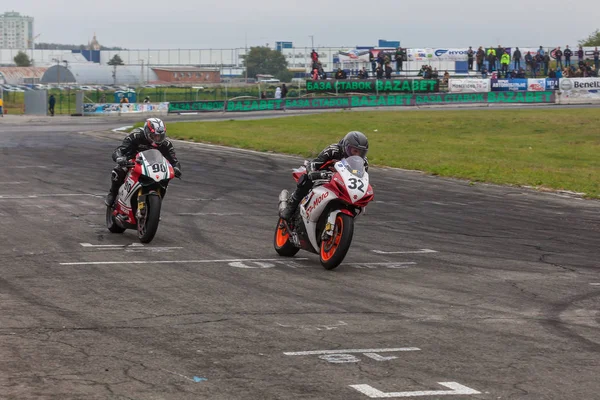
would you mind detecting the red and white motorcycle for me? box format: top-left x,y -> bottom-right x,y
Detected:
274,156 -> 374,269
106,149 -> 176,243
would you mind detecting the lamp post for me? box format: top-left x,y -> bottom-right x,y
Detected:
309,35 -> 314,50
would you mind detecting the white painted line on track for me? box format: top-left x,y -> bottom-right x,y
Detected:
372,249 -> 437,255
0,193 -> 102,199
0,181 -> 25,184
59,257 -> 309,266
284,348 -> 420,356
350,382 -> 481,398
80,243 -> 144,248
178,212 -> 242,216
590,283 -> 600,286
112,125 -> 133,132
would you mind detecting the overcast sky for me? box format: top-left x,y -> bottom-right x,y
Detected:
9,0 -> 600,49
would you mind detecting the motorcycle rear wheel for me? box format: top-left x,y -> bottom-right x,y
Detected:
320,213 -> 354,270
274,218 -> 300,257
138,195 -> 161,243
106,206 -> 126,233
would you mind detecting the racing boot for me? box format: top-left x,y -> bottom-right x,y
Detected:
104,181 -> 120,207
279,190 -> 302,221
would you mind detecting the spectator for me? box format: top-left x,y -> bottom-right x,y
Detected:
431,67 -> 439,79
311,49 -> 319,63
274,87 -> 282,99
513,47 -> 522,70
261,91 -> 267,99
500,52 -> 510,76
487,47 -> 497,71
524,51 -> 533,75
48,94 -> 56,116
594,47 -> 599,71
554,46 -> 563,70
481,66 -> 488,78
467,46 -> 474,70
564,45 -> 572,67
335,68 -> 344,79
369,50 -> 376,73
442,70 -> 450,84
120,96 -> 129,104
395,47 -> 405,72
496,45 -> 504,59
376,51 -> 384,68
555,68 -> 563,78
281,83 -> 288,99
312,68 -> 319,80
384,63 -> 393,79
476,46 -> 485,72
548,68 -> 556,78
543,53 -> 550,76
376,65 -> 384,79
577,46 -> 584,61
358,67 -> 369,79
534,52 -> 543,76
0,96 -> 3,117
538,46 -> 545,56
143,96 -> 151,103
99,94 -> 107,103
516,68 -> 526,79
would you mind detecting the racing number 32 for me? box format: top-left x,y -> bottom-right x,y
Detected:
151,163 -> 167,173
348,178 -> 364,192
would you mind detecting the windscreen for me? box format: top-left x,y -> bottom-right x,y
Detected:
141,149 -> 165,164
342,156 -> 366,178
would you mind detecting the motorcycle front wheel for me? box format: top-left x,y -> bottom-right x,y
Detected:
138,194 -> 161,243
320,213 -> 354,270
274,218 -> 300,257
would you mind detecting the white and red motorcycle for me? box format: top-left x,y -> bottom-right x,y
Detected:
106,149 -> 176,243
275,156 -> 374,269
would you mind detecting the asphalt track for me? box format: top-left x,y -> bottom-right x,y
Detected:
0,114 -> 599,400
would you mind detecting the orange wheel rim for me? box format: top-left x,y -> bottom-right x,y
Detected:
276,219 -> 290,247
321,215 -> 343,261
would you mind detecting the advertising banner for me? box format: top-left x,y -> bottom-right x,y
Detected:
84,103 -> 168,115
448,79 -> 491,93
169,100 -> 226,113
559,78 -> 600,91
491,79 -> 528,91
407,48 -> 434,62
527,79 -> 547,91
545,78 -> 559,90
169,91 -> 556,114
433,48 -> 469,60
306,79 -> 439,93
337,49 -> 371,63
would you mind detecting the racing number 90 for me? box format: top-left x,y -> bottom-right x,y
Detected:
348,178 -> 365,192
151,163 -> 167,173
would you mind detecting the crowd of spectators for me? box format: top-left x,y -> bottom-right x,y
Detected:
315,44 -> 599,80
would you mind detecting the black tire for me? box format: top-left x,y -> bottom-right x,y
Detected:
138,194 -> 161,243
106,206 -> 125,233
274,218 -> 300,257
319,213 -> 354,270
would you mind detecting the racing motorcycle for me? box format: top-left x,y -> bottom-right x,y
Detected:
274,156 -> 374,270
106,149 -> 176,243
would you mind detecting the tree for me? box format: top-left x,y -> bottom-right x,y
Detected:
13,51 -> 32,67
242,46 -> 290,81
107,54 -> 124,66
579,29 -> 600,47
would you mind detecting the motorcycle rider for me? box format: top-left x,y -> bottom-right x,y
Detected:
280,131 -> 369,221
105,118 -> 182,207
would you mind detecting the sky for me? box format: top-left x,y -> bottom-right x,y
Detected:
7,0 -> 600,50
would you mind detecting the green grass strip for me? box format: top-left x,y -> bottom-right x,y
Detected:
144,108 -> 600,198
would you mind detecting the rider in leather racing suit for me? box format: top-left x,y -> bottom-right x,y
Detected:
105,118 -> 182,206
280,131 -> 369,221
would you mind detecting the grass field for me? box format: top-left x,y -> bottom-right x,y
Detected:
140,108 -> 600,198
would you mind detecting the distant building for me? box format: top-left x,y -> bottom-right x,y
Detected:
0,11 -> 34,49
88,33 -> 100,51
